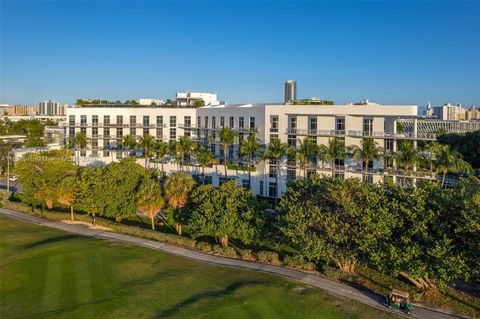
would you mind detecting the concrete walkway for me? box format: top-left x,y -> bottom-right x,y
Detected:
0,208 -> 465,319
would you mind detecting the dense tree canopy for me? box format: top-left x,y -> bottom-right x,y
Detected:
438,131 -> 480,169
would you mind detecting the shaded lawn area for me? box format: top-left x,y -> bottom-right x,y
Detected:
0,216 -> 400,319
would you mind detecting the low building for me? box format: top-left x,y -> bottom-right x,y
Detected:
176,92 -> 219,107
138,98 -> 165,106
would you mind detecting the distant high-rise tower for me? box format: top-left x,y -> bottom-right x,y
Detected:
284,80 -> 296,104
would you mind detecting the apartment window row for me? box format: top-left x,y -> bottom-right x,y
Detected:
198,116 -> 255,130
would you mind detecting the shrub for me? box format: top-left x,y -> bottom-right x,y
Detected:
222,246 -> 237,258
257,251 -> 281,265
212,244 -> 223,254
284,255 -> 316,271
239,249 -> 256,261
196,241 -> 212,252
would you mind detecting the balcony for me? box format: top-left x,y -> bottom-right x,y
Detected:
286,129 -> 346,137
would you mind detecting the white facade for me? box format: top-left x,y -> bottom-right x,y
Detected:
176,92 -> 219,107
66,102 -> 435,198
39,100 -> 65,116
138,98 -> 165,106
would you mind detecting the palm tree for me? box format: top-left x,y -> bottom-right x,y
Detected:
70,132 -> 87,165
176,135 -> 194,169
395,141 -> 418,186
348,138 -> 384,181
139,134 -> 154,168
238,134 -> 262,188
421,142 -> 441,172
195,146 -> 216,184
56,176 -> 77,221
264,139 -> 288,206
319,137 -> 345,178
155,140 -> 169,174
121,134 -> 137,158
293,137 -> 318,178
435,144 -> 473,188
136,179 -> 165,230
219,128 -> 236,179
164,172 -> 196,235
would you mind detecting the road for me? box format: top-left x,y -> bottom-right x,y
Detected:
0,208 -> 466,319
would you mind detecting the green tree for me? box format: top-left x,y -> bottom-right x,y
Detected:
194,145 -> 216,184
175,135 -> 194,169
435,144 -> 473,188
279,176 -> 392,273
219,128 -> 236,179
188,181 -> 257,247
136,179 -> 165,230
238,134 -> 262,188
24,136 -> 46,148
193,100 -> 205,108
164,172 -> 196,235
292,137 -> 318,178
319,137 -> 345,178
139,134 -> 155,168
395,141 -> 418,185
69,132 -> 87,165
77,166 -> 107,226
263,139 -> 288,205
348,138 -> 384,181
154,140 -> 170,174
121,134 -> 137,158
56,176 -> 78,221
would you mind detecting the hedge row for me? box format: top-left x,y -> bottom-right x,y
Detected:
2,200 -> 317,272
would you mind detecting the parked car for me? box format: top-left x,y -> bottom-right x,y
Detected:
8,175 -> 18,182
386,289 -> 413,315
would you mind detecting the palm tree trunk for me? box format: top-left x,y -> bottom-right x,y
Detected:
202,165 -> 205,184
403,170 -> 407,186
331,158 -> 335,178
441,171 -> 447,188
161,159 -> 164,175
224,145 -> 228,179
70,205 -> 74,222
275,157 -> 279,207
151,215 -> 155,230
248,155 -> 252,189
221,234 -> 229,247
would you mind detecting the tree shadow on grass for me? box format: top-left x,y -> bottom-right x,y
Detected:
21,234 -> 80,249
154,280 -> 261,318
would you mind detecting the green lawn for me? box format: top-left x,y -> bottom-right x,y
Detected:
0,216 -> 399,319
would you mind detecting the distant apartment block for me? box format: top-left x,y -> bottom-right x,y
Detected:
39,100 -> 66,116
138,98 -> 165,106
284,80 -> 297,104
0,104 -> 38,116
425,102 -> 467,121
176,92 -> 219,107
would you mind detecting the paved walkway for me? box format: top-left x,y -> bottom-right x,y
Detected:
0,208 -> 465,319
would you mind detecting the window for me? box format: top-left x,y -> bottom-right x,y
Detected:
104,139 -> 110,149
270,134 -> 279,142
335,171 -> 345,179
363,118 -> 373,135
92,139 -> 98,149
229,116 -> 234,128
239,117 -> 244,128
385,139 -> 394,152
184,116 -> 191,127
143,115 -> 150,126
197,116 -> 201,128
117,115 -> 123,125
269,159 -> 277,178
92,150 -> 98,157
156,115 -> 163,126
92,127 -> 98,137
288,135 -> 296,147
92,115 -> 98,126
143,128 -> 150,136
270,115 -> 278,132
69,115 -> 75,125
69,128 -> 75,136
130,115 -> 136,126
259,181 -> 264,196
309,116 -> 317,133
336,117 -> 345,132
204,116 -> 209,128
104,115 -> 110,125
130,128 -> 136,137
249,117 -> 255,130
212,116 -> 216,129
220,116 -> 225,128
81,127 -> 86,134
104,128 -> 110,138
242,179 -> 250,190
269,182 -> 277,198
170,128 -> 176,140
170,116 -> 176,127
289,116 -> 297,129
116,128 -> 123,138
156,128 -> 163,140
81,115 -> 87,126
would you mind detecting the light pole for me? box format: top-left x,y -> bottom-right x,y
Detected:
6,152 -> 11,193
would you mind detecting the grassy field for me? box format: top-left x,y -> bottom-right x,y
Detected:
0,215 -> 400,319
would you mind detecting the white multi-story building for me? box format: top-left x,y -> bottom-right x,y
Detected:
66,101 -> 434,198
176,92 -> 219,107
432,103 -> 466,121
138,98 -> 165,106
39,100 -> 65,116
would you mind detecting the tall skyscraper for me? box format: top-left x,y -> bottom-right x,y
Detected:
284,80 -> 296,104
39,100 -> 65,116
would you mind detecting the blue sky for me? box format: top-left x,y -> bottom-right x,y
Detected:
1,1 -> 479,108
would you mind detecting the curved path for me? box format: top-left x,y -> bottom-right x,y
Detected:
0,208 -> 466,319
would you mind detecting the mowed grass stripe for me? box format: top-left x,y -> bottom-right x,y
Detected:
74,251 -> 93,305
41,254 -> 63,312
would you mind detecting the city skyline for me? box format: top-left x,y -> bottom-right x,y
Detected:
1,1 -> 479,106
